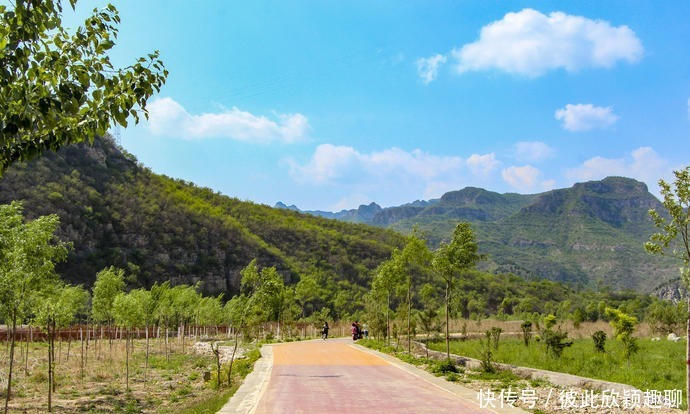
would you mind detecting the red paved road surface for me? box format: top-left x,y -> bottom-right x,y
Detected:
253,338 -> 510,414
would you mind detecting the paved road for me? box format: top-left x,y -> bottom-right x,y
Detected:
222,338 -> 525,414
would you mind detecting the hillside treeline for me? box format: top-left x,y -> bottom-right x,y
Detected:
0,136 -> 405,302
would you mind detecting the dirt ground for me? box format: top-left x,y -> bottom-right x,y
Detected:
0,335 -> 237,413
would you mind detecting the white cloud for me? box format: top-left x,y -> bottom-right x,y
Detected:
466,153 -> 500,176
514,141 -> 556,162
555,104 -> 618,131
565,147 -> 670,195
290,145 -> 466,184
289,144 -> 360,184
147,97 -> 309,143
502,165 -> 553,192
416,54 -> 447,84
288,145 -> 502,206
452,8 -> 643,77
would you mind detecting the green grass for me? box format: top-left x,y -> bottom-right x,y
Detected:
158,346 -> 262,414
164,387 -> 238,414
428,337 -> 685,393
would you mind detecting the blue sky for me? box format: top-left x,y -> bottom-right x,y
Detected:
65,1 -> 690,211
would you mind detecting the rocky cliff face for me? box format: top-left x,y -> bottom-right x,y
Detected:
525,177 -> 659,228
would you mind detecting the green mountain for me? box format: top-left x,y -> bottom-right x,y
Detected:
0,136 -> 405,299
474,178 -> 675,291
283,178 -> 677,292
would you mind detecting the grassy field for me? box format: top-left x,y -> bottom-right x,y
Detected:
427,336 -> 685,393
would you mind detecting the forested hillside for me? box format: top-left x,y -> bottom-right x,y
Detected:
0,136 -> 405,300
281,178 -> 678,292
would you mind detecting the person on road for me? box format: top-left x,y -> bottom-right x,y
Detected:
352,322 -> 363,340
321,322 -> 329,340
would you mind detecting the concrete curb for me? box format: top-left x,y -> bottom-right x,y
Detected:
217,344 -> 273,414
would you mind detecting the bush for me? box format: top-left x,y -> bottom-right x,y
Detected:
521,321 -> 532,346
592,330 -> 607,353
542,329 -> 572,358
432,359 -> 458,375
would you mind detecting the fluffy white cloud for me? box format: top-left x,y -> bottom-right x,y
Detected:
288,145 -> 502,205
147,97 -> 309,143
565,147 -> 670,190
514,141 -> 555,162
290,145 -> 468,184
452,8 -> 643,77
466,153 -> 500,176
416,54 -> 447,84
555,104 -> 618,131
502,165 -> 554,192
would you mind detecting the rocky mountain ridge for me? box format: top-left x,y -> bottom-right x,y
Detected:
278,177 -> 677,292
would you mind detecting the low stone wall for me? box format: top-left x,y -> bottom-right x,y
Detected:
412,340 -> 640,395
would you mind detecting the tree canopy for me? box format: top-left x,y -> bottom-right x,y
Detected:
0,0 -> 167,174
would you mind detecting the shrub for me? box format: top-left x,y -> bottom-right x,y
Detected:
480,330 -> 497,373
542,329 -> 572,358
432,359 -> 458,375
521,321 -> 532,346
592,330 -> 607,353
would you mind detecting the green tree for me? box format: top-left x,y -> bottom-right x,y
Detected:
222,260 -> 280,386
398,233 -> 432,353
371,252 -> 403,345
646,299 -> 686,335
112,290 -> 146,391
0,0 -> 167,174
151,281 -> 175,361
223,294 -> 250,387
645,166 -> 690,411
295,272 -> 328,320
432,222 -> 484,360
125,288 -> 154,380
0,202 -> 69,413
91,266 -> 125,348
170,284 -> 201,352
34,284 -> 88,412
416,283 -> 442,353
196,294 -> 224,337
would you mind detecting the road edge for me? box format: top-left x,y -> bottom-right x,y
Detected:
217,344 -> 273,414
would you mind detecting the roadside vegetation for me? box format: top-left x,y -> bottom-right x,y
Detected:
427,336 -> 684,393
0,336 -> 262,413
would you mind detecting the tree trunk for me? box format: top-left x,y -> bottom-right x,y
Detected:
23,328 -> 29,376
386,294 -> 390,346
445,282 -> 450,361
227,330 -> 242,386
4,316 -> 17,414
48,321 -> 54,412
145,325 -> 150,382
685,296 -> 690,413
165,327 -> 169,362
80,327 -> 85,382
407,279 -> 412,353
125,329 -> 130,392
